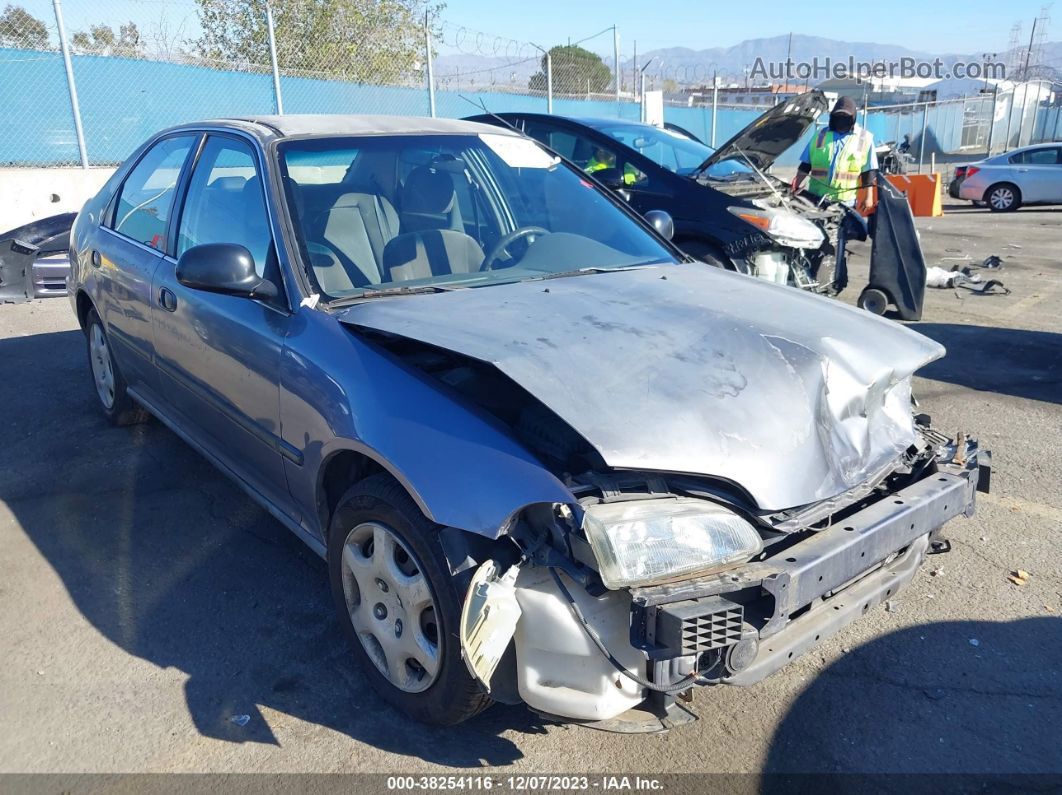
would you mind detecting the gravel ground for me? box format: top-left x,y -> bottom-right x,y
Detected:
0,200 -> 1059,777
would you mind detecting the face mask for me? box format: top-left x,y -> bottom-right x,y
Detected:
831,114 -> 854,133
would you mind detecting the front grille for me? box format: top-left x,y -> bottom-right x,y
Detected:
656,596 -> 743,654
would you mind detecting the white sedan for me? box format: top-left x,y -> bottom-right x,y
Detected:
950,143 -> 1062,211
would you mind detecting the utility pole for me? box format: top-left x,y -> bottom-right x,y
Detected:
613,26 -> 620,107
1022,18 -> 1038,80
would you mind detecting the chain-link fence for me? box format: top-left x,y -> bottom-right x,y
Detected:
1,1 -> 1059,168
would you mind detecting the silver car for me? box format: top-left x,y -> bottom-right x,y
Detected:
953,143 -> 1062,211
69,115 -> 988,731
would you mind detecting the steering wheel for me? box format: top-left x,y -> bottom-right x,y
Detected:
480,226 -> 550,271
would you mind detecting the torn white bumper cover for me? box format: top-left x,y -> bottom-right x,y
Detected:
460,440 -> 986,728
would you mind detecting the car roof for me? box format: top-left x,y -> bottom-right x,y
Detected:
181,114 -> 516,140
492,112 -> 649,131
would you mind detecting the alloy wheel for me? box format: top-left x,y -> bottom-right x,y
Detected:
989,186 -> 1014,210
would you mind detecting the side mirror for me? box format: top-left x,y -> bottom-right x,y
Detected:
176,243 -> 277,299
644,209 -> 674,241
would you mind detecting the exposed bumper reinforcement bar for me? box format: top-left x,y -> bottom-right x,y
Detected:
631,455 -> 981,687
725,532 -> 929,685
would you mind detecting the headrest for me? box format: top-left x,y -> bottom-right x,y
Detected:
400,166 -> 455,215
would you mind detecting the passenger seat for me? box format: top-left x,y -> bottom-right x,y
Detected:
320,192 -> 400,287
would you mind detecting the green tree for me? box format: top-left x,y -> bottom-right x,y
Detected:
529,45 -> 611,95
0,4 -> 49,50
191,0 -> 442,83
72,22 -> 142,57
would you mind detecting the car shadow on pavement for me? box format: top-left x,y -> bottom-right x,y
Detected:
911,323 -> 1062,405
762,616 -> 1062,778
1,328 -> 541,767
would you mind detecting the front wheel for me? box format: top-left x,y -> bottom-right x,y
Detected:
84,308 -> 149,426
328,473 -> 491,725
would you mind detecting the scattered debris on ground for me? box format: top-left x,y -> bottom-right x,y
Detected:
1007,569 -> 1031,586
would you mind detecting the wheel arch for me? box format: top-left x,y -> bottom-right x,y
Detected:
75,289 -> 95,331
984,181 -> 1021,207
316,445 -> 427,542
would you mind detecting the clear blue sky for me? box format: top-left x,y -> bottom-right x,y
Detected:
21,0 -> 1053,57
441,0 -> 1050,56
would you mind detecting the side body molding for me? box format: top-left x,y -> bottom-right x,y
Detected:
279,309 -> 574,540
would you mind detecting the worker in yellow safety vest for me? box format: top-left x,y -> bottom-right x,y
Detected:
585,146 -> 639,186
792,96 -> 877,213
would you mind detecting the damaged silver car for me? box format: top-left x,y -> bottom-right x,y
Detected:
69,115 -> 989,730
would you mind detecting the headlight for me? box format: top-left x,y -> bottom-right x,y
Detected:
582,498 -> 764,589
727,206 -> 824,249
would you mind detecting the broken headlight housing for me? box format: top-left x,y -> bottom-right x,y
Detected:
582,498 -> 764,589
727,206 -> 825,249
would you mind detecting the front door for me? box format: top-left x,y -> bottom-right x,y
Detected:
151,133 -> 296,514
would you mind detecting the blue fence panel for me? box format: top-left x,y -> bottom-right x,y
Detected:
0,47 -> 79,165
14,51 -> 1035,169
72,54 -> 275,164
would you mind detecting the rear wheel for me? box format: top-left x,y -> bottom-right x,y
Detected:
327,473 -> 491,725
985,183 -> 1021,212
84,308 -> 149,426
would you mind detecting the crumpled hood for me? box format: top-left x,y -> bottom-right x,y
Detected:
337,264 -> 943,511
697,90 -> 828,174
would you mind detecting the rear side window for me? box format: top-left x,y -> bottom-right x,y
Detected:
177,136 -> 272,276
1010,148 -> 1061,165
110,136 -> 196,251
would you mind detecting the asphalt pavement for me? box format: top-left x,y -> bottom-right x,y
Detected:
1,200 -> 1059,776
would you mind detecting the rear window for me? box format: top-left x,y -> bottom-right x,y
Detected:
1010,148 -> 1060,165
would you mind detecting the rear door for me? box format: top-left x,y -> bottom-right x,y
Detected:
97,134 -> 198,396
151,132 -> 296,514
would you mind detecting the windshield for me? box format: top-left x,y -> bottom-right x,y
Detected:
593,123 -> 753,180
277,133 -> 677,301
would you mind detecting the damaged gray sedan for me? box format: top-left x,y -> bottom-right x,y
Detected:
68,115 -> 989,730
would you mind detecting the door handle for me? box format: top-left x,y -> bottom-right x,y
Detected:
159,287 -> 178,312
90,250 -> 101,268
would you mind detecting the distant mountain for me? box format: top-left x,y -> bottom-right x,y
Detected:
436,34 -> 1061,91
626,35 -> 937,84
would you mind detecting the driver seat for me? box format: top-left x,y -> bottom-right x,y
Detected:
382,230 -> 484,282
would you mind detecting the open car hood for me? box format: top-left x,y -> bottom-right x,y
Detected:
336,264 -> 943,511
697,90 -> 829,175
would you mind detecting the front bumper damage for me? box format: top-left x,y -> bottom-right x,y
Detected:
468,436 -> 988,732
631,452 -> 983,692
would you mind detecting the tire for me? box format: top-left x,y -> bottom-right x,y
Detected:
327,473 -> 491,725
84,308 -> 149,426
679,239 -> 732,270
858,287 -> 890,316
985,183 -> 1021,212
